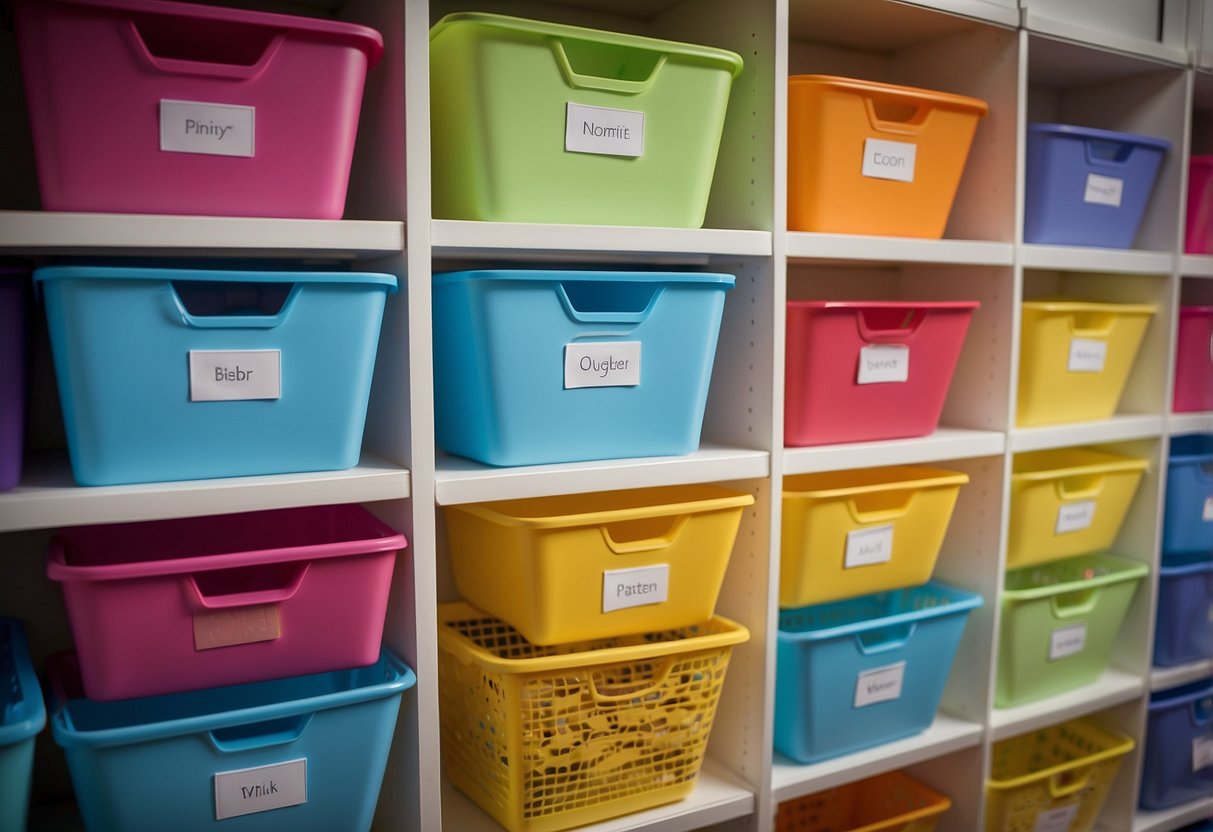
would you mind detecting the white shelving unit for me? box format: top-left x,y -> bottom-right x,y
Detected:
3,1 -> 1213,831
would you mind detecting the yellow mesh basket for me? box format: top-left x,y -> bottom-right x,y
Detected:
437,601 -> 749,832
776,770 -> 951,832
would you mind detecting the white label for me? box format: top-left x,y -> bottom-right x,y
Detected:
1031,803 -> 1080,832
856,344 -> 910,385
194,605 -> 281,651
1067,338 -> 1108,373
1055,500 -> 1096,535
1204,496 -> 1213,522
861,138 -> 917,183
564,342 -> 641,389
844,525 -> 894,569
1083,173 -> 1124,207
189,350 -> 281,402
854,661 -> 906,708
161,100 -> 254,158
214,758 -> 306,820
565,102 -> 644,157
602,564 -> 670,613
1194,734 -> 1213,772
1049,623 -> 1088,660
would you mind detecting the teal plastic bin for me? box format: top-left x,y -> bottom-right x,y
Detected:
1,618 -> 45,832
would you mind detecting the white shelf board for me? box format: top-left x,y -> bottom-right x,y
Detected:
1019,244 -> 1175,275
434,444 -> 770,505
770,714 -> 984,803
1009,415 -> 1165,452
1132,798 -> 1213,832
1022,10 -> 1189,66
904,0 -> 1019,27
441,758 -> 755,832
1180,255 -> 1213,278
783,428 -> 1006,475
988,668 -> 1145,741
0,211 -> 404,257
1170,412 -> 1213,435
1151,660 -> 1213,691
0,452 -> 410,532
786,232 -> 1013,266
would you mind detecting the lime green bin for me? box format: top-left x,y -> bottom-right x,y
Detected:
429,13 -> 744,227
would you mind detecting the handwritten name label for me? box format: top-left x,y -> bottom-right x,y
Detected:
214,759 -> 306,820
1049,623 -> 1087,660
857,344 -> 910,385
602,564 -> 670,613
1032,804 -> 1079,832
1055,500 -> 1096,535
566,102 -> 644,157
565,342 -> 641,389
854,661 -> 906,708
845,525 -> 894,569
1068,338 -> 1108,373
161,100 -> 254,158
1083,173 -> 1124,207
861,138 -> 916,183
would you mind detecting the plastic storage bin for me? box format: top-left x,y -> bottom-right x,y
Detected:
985,718 -> 1134,832
36,265 -> 396,485
13,0 -> 382,218
1176,306 -> 1213,413
48,649 -> 415,832
1024,123 -> 1171,248
437,602 -> 748,832
432,269 -> 734,467
774,770 -> 951,832
429,13 -> 742,227
1164,434 -> 1213,558
773,582 -> 982,765
780,466 -> 968,608
443,484 -> 753,645
784,301 -> 979,446
1187,157 -> 1213,253
996,554 -> 1148,708
0,619 -> 46,832
1155,559 -> 1213,667
48,504 -> 405,701
1007,447 -> 1148,569
1017,299 -> 1155,427
1140,679 -> 1213,810
787,75 -> 988,238
0,267 -> 26,491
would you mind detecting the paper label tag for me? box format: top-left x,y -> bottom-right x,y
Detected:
844,525 -> 894,569
564,342 -> 641,389
194,605 -> 281,651
854,661 -> 906,708
1055,500 -> 1096,535
1193,734 -> 1213,772
602,564 -> 670,613
857,344 -> 910,384
565,102 -> 644,157
1067,338 -> 1108,373
189,350 -> 281,402
1204,496 -> 1213,522
161,99 -> 254,158
861,138 -> 917,183
214,758 -> 306,820
1031,803 -> 1079,832
1083,173 -> 1124,207
1049,623 -> 1087,660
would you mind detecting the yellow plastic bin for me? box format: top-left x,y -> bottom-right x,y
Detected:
1017,300 -> 1155,426
775,771 -> 951,832
437,602 -> 749,832
780,466 -> 968,608
443,485 -> 753,645
1007,447 -> 1149,570
985,718 -> 1134,832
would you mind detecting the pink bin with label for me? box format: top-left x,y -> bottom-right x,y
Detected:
48,504 -> 405,701
1187,157 -> 1213,254
1176,306 -> 1213,413
13,0 -> 382,218
785,300 -> 979,446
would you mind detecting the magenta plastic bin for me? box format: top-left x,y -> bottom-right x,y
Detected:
48,504 -> 405,701
784,300 -> 978,446
1187,157 -> 1213,254
13,0 -> 383,218
1176,306 -> 1213,413
0,268 -> 27,491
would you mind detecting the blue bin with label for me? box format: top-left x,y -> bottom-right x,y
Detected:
1024,123 -> 1170,248
1165,435 -> 1213,561
1155,558 -> 1213,667
432,269 -> 734,467
1,618 -> 46,832
773,582 -> 982,765
1141,679 -> 1213,810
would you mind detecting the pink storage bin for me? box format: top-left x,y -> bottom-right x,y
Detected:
13,0 -> 382,218
785,300 -> 978,446
1176,306 -> 1213,413
48,504 -> 405,701
1187,157 -> 1213,254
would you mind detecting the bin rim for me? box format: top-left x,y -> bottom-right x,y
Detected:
432,269 -> 736,288
1180,305 -> 1213,315
787,300 -> 980,311
788,74 -> 989,115
782,466 -> 969,501
1028,122 -> 1172,152
1002,553 -> 1148,600
1021,299 -> 1157,315
777,582 -> 984,642
1011,448 -> 1150,480
34,266 -> 398,292
0,618 -> 47,746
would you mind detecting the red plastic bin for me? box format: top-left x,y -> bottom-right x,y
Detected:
785,300 -> 978,446
1188,156 -> 1213,254
1176,306 -> 1213,413
48,504 -> 405,701
13,0 -> 382,218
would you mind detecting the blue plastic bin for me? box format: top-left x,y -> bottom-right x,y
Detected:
773,582 -> 982,765
1155,558 -> 1213,667
1,618 -> 46,832
1141,679 -> 1213,810
1165,435 -> 1213,560
49,649 -> 415,832
432,269 -> 734,466
35,266 -> 397,486
1024,123 -> 1170,248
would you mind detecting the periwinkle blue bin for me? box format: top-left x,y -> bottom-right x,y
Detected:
773,582 -> 982,765
1164,434 -> 1213,561
1141,679 -> 1213,810
1024,123 -> 1170,248
1,618 -> 46,832
1155,558 -> 1213,667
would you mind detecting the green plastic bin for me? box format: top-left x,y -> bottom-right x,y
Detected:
996,553 -> 1147,708
429,12 -> 743,227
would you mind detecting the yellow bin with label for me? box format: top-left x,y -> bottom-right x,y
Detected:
780,466 -> 968,608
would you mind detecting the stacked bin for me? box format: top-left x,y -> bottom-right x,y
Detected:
1155,436 -> 1213,668
0,618 -> 45,832
1139,679 -> 1213,811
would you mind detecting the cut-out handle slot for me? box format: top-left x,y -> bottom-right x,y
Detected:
588,659 -> 676,702
1048,766 -> 1094,798
209,714 -> 312,753
856,623 -> 915,654
1054,475 -> 1106,501
169,281 -> 300,329
125,13 -> 284,79
1086,138 -> 1136,165
600,515 -> 688,554
556,281 -> 662,324
186,563 -> 309,609
846,489 -> 915,524
1051,588 -> 1099,618
552,38 -> 665,94
857,307 -> 925,342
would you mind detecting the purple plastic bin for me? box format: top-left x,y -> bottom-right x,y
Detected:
0,268 -> 27,491
1141,679 -> 1213,810
1156,559 -> 1213,668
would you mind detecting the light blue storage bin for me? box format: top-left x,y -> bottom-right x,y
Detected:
1,618 -> 46,832
1164,434 -> 1213,560
49,650 -> 415,832
35,266 -> 397,486
774,582 -> 981,765
432,269 -> 734,466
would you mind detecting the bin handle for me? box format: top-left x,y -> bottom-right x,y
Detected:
1048,766 -> 1095,798
1054,476 -> 1106,501
123,19 -> 285,80
1083,137 -> 1138,168
208,713 -> 313,753
554,282 -> 661,324
184,564 -> 309,610
600,516 -> 689,554
846,490 -> 915,524
167,283 -> 301,330
588,658 -> 677,703
1192,696 -> 1213,726
1050,588 -> 1099,618
856,623 -> 915,654
1067,313 -> 1117,338
861,88 -> 933,136
550,38 -> 666,95
855,308 -> 924,343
